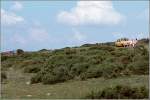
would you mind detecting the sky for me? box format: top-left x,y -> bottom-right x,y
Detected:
1,0 -> 149,51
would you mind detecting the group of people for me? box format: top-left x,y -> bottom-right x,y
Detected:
123,38 -> 138,47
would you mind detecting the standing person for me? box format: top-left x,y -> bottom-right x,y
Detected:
132,38 -> 138,47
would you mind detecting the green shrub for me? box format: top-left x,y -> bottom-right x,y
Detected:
31,73 -> 42,84
39,49 -> 49,52
138,38 -> 149,45
1,56 -> 9,61
119,55 -> 132,66
81,44 -> 93,47
41,68 -> 70,84
105,42 -> 115,46
53,66 -> 71,80
127,60 -> 149,74
129,54 -> 149,75
24,65 -> 41,73
81,66 -> 103,79
85,85 -> 148,99
16,49 -> 24,55
135,45 -> 148,56
70,63 -> 89,77
101,63 -> 124,78
32,65 -> 72,84
1,72 -> 7,82
104,57 -> 116,63
42,74 -> 60,84
79,48 -> 86,52
86,49 -> 108,56
100,45 -> 115,52
117,38 -> 129,41
89,45 -> 115,52
53,49 -> 64,54
89,55 -> 105,64
64,48 -> 76,55
20,60 -> 43,67
111,50 -> 123,57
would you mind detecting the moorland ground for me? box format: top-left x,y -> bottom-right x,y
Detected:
1,38 -> 149,99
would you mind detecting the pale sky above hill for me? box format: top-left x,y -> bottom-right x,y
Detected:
1,1 -> 149,51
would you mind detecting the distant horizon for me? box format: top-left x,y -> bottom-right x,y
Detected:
1,37 -> 149,52
1,1 -> 149,52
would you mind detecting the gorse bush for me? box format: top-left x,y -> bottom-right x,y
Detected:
30,41 -> 148,84
70,63 -> 89,76
1,72 -> 7,82
81,66 -> 103,79
64,48 -> 77,55
30,73 -> 42,84
16,49 -> 24,55
42,73 -> 62,84
1,39 -> 149,85
24,65 -> 41,73
127,60 -> 149,75
89,45 -> 115,52
1,56 -> 9,61
135,45 -> 149,56
138,38 -> 149,44
85,85 -> 149,99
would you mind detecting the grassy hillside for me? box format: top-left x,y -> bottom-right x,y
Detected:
1,38 -> 149,99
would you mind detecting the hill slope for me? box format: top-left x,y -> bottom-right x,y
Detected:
1,38 -> 149,99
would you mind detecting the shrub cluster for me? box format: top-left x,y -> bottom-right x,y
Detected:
24,65 -> 41,73
1,39 -> 149,85
85,85 -> 149,99
1,72 -> 7,82
30,43 -> 148,84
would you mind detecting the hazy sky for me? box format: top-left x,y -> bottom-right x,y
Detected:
1,1 -> 149,51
